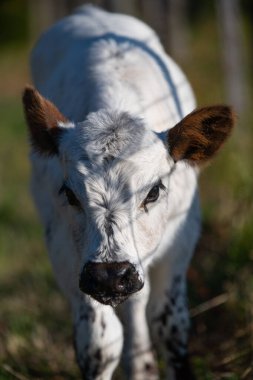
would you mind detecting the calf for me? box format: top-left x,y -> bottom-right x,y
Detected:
23,5 -> 234,380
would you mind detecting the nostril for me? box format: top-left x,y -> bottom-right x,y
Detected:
114,277 -> 127,292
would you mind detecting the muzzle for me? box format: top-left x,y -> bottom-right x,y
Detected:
79,261 -> 144,307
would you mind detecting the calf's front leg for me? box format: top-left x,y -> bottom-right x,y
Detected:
72,296 -> 123,380
120,279 -> 159,380
150,273 -> 195,380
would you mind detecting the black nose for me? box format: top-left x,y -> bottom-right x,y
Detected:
79,261 -> 143,306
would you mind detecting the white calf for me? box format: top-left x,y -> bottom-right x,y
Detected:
23,5 -> 234,380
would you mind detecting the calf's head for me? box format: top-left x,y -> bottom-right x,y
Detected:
23,86 -> 234,306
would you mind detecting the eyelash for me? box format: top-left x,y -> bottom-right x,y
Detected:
59,184 -> 82,209
142,181 -> 166,212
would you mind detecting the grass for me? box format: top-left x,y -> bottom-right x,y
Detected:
0,12 -> 253,380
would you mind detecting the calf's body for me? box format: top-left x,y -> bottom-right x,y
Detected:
23,5 -> 234,380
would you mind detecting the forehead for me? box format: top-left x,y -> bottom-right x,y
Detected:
60,109 -> 169,182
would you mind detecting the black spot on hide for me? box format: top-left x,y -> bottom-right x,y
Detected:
78,351 -> 103,379
105,221 -> 114,237
144,361 -> 158,376
166,340 -> 180,357
95,349 -> 102,361
153,303 -> 172,327
170,296 -> 176,306
166,340 -> 195,379
171,325 -> 178,335
76,304 -> 96,327
101,315 -> 106,337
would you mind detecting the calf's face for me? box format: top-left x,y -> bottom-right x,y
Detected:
23,86 -> 234,306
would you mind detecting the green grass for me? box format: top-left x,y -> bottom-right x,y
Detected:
0,12 -> 253,380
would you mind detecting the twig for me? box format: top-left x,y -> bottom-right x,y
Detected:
190,293 -> 229,318
241,366 -> 253,379
2,364 -> 30,380
219,348 -> 251,366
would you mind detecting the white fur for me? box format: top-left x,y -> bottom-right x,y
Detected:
30,6 -> 200,380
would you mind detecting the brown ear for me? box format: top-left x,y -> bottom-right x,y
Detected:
22,85 -> 68,155
168,106 -> 235,165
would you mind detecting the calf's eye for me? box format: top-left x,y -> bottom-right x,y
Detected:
59,184 -> 82,209
145,185 -> 160,203
142,181 -> 165,212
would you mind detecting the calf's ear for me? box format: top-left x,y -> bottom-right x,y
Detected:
22,85 -> 68,155
168,106 -> 235,165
